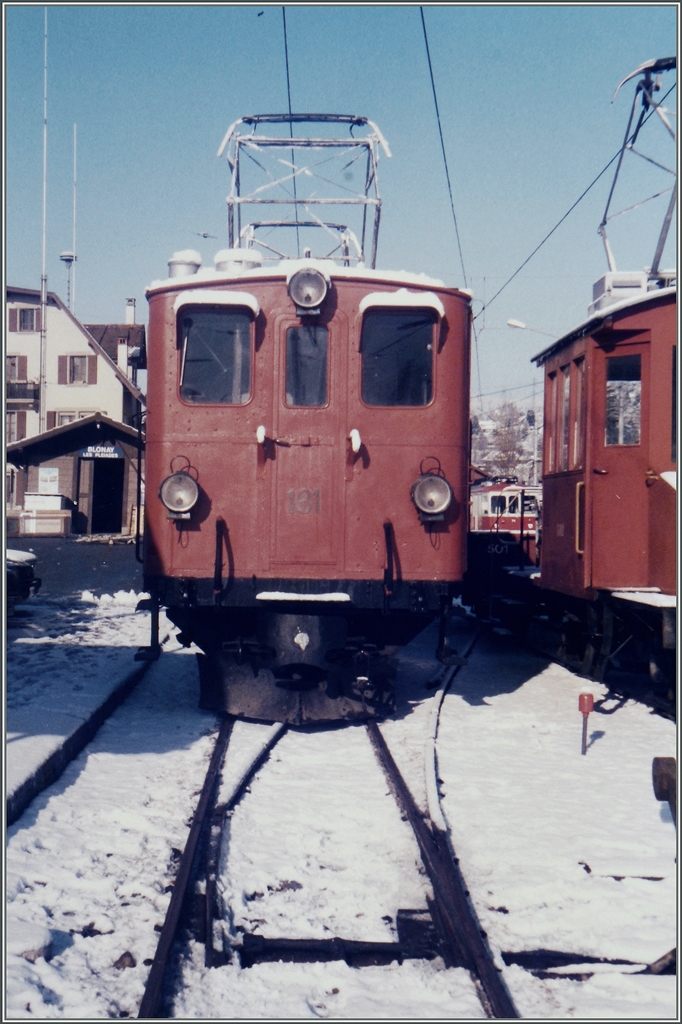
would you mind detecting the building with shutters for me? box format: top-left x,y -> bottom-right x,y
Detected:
6,286 -> 145,534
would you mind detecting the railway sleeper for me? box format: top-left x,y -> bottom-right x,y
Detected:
228,909 -> 443,969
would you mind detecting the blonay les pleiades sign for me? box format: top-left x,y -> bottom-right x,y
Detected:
78,444 -> 124,459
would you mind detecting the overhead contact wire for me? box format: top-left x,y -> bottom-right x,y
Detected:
476,81 -> 677,319
420,7 -> 468,289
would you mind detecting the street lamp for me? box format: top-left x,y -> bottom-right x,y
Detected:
507,319 -> 558,339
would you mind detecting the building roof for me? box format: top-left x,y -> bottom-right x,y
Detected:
6,286 -> 145,405
6,412 -> 142,468
85,323 -> 146,363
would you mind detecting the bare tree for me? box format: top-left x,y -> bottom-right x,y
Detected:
471,401 -> 539,482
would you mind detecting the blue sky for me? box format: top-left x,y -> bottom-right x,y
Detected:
5,4 -> 677,406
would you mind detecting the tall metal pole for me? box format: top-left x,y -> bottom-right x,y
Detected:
39,7 -> 48,434
72,123 -> 77,315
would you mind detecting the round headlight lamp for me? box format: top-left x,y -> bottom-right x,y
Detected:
159,473 -> 199,513
411,474 -> 452,516
288,268 -> 328,311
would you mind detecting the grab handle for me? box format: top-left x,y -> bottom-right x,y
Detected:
575,481 -> 585,555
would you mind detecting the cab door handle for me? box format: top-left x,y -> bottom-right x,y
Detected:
575,481 -> 585,555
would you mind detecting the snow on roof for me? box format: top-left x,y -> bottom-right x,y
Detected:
147,262 -> 461,297
359,289 -> 445,317
533,285 -> 676,365
173,289 -> 260,316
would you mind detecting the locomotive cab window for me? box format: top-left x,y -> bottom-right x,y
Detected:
179,308 -> 252,404
605,354 -> 641,446
285,325 -> 328,406
360,310 -> 434,406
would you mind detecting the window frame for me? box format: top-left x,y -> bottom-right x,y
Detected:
69,355 -> 88,384
604,353 -> 642,448
359,307 -> 437,409
284,323 -> 330,409
177,304 -> 255,407
19,308 -> 36,332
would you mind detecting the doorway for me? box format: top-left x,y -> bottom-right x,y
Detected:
91,458 -> 125,534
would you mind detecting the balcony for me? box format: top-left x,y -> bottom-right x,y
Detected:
7,381 -> 40,402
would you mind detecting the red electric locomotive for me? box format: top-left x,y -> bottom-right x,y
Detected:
142,115 -> 471,724
532,59 -> 677,688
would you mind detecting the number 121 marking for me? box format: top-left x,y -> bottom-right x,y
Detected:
287,488 -> 320,514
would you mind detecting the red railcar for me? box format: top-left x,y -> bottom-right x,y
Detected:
143,116 -> 471,723
531,58 -> 677,690
533,283 -> 676,684
535,286 -> 676,602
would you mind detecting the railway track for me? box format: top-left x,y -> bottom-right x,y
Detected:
137,630 -> 520,1019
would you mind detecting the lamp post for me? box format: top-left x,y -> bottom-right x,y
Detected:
507,319 -> 558,339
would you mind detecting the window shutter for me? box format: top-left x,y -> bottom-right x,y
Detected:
58,356 -> 68,384
46,411 -> 56,431
87,354 -> 97,384
9,309 -> 18,332
18,355 -> 28,380
35,309 -> 41,332
17,411 -> 27,440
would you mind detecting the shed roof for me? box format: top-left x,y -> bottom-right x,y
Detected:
6,412 -> 142,468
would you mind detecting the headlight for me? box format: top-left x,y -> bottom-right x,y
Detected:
288,268 -> 328,311
159,473 -> 199,513
411,474 -> 452,516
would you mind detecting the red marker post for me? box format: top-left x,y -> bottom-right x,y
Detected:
579,692 -> 594,755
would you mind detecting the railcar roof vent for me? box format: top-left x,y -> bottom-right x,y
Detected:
588,271 -> 647,315
168,250 -> 202,278
214,248 -> 263,273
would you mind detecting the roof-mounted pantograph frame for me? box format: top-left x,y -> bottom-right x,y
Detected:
217,114 -> 391,268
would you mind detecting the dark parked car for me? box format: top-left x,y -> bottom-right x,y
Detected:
7,549 -> 41,609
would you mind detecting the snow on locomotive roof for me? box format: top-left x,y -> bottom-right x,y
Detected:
533,284 -> 676,366
173,289 -> 260,315
146,260 -> 468,297
359,289 -> 445,317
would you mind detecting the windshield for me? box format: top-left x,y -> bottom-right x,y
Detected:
361,310 -> 434,406
180,308 -> 252,404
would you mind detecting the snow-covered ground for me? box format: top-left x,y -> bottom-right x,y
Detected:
5,597 -> 677,1019
7,591 -> 152,802
435,622 -> 677,1019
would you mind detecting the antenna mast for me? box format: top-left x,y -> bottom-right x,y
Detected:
72,124 -> 77,313
60,126 -> 77,310
39,7 -> 48,433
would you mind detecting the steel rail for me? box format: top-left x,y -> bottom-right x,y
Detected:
366,719 -> 519,1019
137,716 -> 234,1019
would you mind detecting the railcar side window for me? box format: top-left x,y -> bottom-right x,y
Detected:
605,354 -> 641,446
491,496 -> 506,514
179,309 -> 251,404
546,372 -> 556,473
361,311 -> 434,406
571,358 -> 585,469
285,326 -> 328,406
559,365 -> 570,470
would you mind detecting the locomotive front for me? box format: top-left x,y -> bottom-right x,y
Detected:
144,259 -> 470,723
142,114 -> 471,724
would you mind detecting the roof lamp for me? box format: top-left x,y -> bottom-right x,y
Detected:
288,268 -> 328,314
